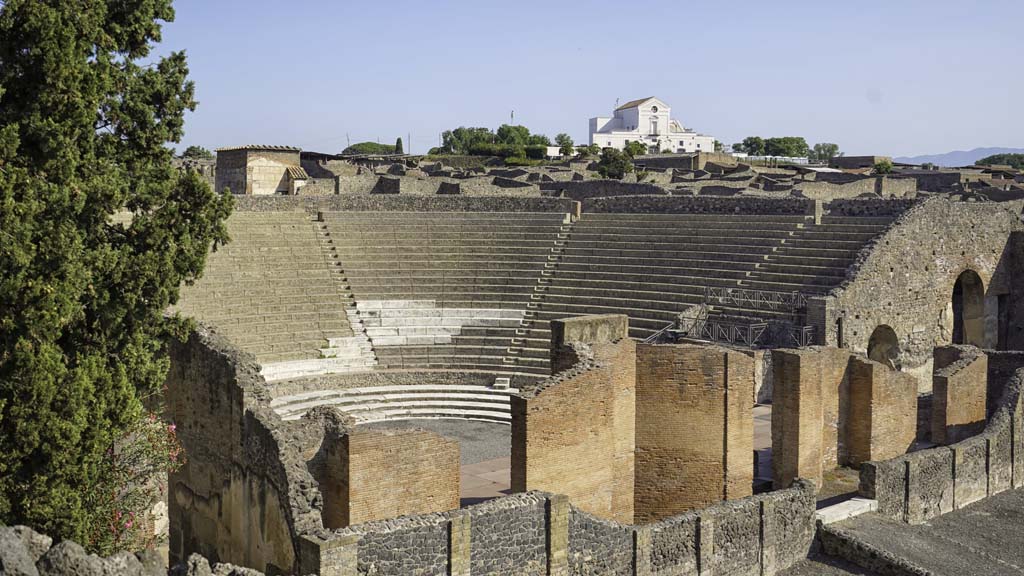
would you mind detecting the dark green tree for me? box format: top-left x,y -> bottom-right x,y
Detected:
976,153 -> 1024,169
0,0 -> 233,544
874,159 -> 894,174
439,127 -> 493,154
526,134 -> 551,147
810,142 -> 841,163
597,148 -> 634,179
741,136 -> 766,156
714,140 -> 723,152
394,137 -> 404,155
555,133 -> 574,157
496,124 -> 530,146
181,145 -> 213,160
342,141 -> 396,155
764,137 -> 809,158
623,141 -> 648,158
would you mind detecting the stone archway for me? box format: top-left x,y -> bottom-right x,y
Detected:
867,325 -> 900,370
952,269 -> 985,347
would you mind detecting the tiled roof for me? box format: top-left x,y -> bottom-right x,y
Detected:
286,166 -> 309,180
615,97 -> 656,111
215,144 -> 301,152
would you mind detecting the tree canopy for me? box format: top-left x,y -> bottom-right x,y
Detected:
181,145 -> 213,160
342,141 -> 396,155
809,143 -> 841,163
0,0 -> 232,545
976,153 -> 1024,170
597,148 -> 634,179
733,136 -> 815,158
435,125 -> 552,158
555,133 -> 574,157
623,141 -> 648,158
394,137 -> 404,155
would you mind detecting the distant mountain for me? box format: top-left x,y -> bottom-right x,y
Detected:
894,147 -> 1024,167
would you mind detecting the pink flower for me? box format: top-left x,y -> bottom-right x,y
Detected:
167,423 -> 176,432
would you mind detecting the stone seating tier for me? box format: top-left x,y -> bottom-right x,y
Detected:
271,383 -> 522,423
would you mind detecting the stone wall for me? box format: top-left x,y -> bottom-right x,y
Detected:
231,193 -> 575,214
215,149 -> 301,196
166,327 -> 318,574
846,356 -> 918,465
334,482 -> 815,576
635,343 -> 753,522
931,346 -> 988,444
794,176 -> 917,200
511,315 -> 635,523
859,359 -> 1024,524
539,180 -> 669,200
825,197 -> 1023,390
581,194 -> 816,215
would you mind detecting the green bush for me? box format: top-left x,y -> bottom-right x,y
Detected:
597,148 -> 634,179
524,145 -> 547,160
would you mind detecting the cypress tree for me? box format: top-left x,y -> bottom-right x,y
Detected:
395,137 -> 404,155
0,0 -> 233,543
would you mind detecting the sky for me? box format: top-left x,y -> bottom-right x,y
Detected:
157,0 -> 1023,157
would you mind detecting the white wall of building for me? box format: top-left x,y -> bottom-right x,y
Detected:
588,97 -> 714,154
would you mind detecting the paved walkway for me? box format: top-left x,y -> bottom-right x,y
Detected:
831,487 -> 1024,575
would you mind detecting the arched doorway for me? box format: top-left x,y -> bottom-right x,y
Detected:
867,325 -> 900,370
952,270 -> 985,346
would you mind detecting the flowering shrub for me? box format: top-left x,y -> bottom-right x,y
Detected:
84,412 -> 185,556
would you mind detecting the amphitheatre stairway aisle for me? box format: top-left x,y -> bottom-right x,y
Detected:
320,210 -> 571,381
175,211 -> 376,380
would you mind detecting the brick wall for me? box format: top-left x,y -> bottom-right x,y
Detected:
635,343 -> 753,522
321,428 -> 460,528
511,315 -> 635,523
847,357 -> 918,465
932,347 -> 988,444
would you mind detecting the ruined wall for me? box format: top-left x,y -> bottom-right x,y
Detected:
538,180 -> 668,200
794,176 -> 917,200
231,193 -> 575,214
166,327 -> 320,574
581,194 -> 815,215
635,343 -> 753,522
320,428 -> 460,529
825,198 -> 1023,390
511,315 -> 635,523
215,149 -> 301,196
932,346 -> 988,444
846,357 -> 918,465
860,360 -> 1024,524
772,348 -> 915,487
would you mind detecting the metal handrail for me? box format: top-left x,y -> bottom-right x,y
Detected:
644,321 -> 675,343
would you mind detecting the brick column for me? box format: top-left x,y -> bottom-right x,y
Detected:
448,512 -> 471,576
297,534 -> 359,576
546,494 -> 569,576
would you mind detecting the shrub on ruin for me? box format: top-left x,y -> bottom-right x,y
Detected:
84,412 -> 185,556
874,159 -> 894,174
0,0 -> 232,547
181,145 -> 214,160
623,141 -> 648,158
524,145 -> 547,160
597,148 -> 634,179
394,137 -> 404,155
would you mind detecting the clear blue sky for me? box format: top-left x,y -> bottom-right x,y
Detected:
158,0 -> 1023,157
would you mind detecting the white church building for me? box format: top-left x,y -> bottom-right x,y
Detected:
589,97 -> 715,154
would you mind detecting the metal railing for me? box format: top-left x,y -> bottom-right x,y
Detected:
697,319 -> 769,347
644,321 -> 676,344
786,325 -> 816,347
704,286 -> 808,312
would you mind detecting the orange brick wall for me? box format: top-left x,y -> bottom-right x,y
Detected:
848,357 -> 918,465
510,339 -> 636,523
932,352 -> 988,444
635,344 -> 753,522
772,349 -> 825,490
323,428 -> 460,527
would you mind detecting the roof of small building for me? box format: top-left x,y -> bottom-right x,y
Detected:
215,144 -> 301,152
615,96 -> 657,111
286,166 -> 309,180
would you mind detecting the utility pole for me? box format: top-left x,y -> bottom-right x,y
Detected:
408,132 -> 411,155
346,133 -> 350,147
511,110 -> 514,125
